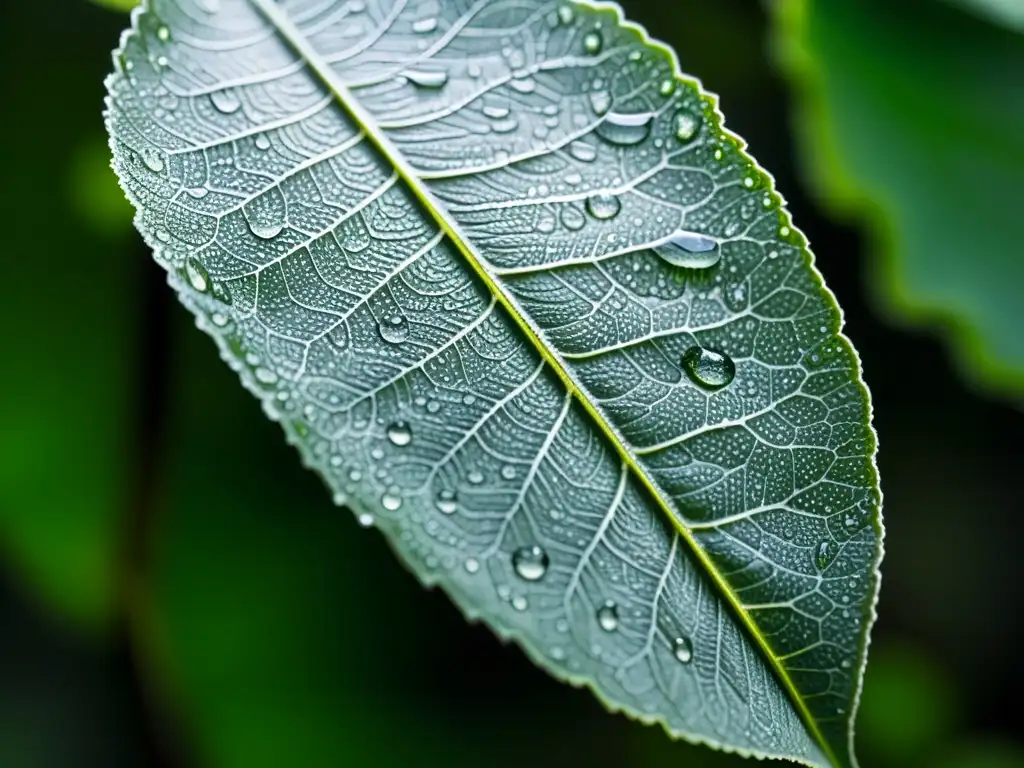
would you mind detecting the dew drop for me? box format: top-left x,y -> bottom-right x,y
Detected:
596,112 -> 653,146
583,32 -> 603,54
653,231 -> 721,269
588,89 -> 612,116
467,470 -> 484,485
186,186 -> 209,199
500,465 -> 517,480
248,218 -> 284,240
156,25 -> 170,42
585,192 -> 621,220
659,79 -> 676,96
209,88 -> 241,115
141,148 -> 164,173
512,595 -> 528,612
464,557 -> 480,574
156,229 -> 171,243
597,601 -> 619,632
512,545 -> 549,581
509,77 -> 536,94
816,541 -> 832,570
185,257 -> 209,292
435,489 -> 458,515
482,104 -> 510,119
381,489 -> 403,511
672,636 -> 694,664
557,4 -> 574,24
559,205 -> 586,231
387,421 -> 412,447
412,17 -> 438,33
673,109 -> 701,143
404,69 -> 448,89
681,346 -> 736,390
378,315 -> 409,343
357,513 -> 374,528
568,140 -> 597,163
255,134 -> 271,151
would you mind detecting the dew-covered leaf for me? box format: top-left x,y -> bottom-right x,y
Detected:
105,2 -> 883,765
774,0 -> 1024,396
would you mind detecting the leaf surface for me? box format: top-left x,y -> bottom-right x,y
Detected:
105,1 -> 882,764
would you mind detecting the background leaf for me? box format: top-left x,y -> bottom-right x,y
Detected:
773,0 -> 1024,397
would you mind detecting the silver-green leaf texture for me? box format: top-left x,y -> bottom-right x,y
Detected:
105,1 -> 883,765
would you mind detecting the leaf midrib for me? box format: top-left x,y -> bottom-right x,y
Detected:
246,1 -> 839,764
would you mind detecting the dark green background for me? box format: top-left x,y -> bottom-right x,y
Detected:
0,1 -> 1020,766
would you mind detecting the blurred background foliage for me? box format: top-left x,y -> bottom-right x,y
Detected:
0,0 -> 1021,766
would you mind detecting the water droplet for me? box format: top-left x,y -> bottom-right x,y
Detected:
681,346 -> 736,390
381,490 -> 403,511
653,231 -> 721,269
482,104 -> 510,119
596,112 -> 653,146
404,69 -> 448,89
586,192 -> 621,220
512,545 -> 549,581
467,470 -> 484,485
357,513 -> 374,528
673,109 -> 701,143
247,215 -> 284,239
672,636 -> 693,663
568,140 -> 597,163
387,421 -> 412,446
254,367 -> 277,385
186,186 -> 209,199
210,89 -> 241,114
436,489 -> 458,515
412,17 -> 438,33
816,541 -> 831,570
659,79 -> 676,96
588,89 -> 611,116
185,258 -> 209,292
211,312 -> 228,327
500,465 -> 517,480
378,315 -> 409,343
559,205 -> 586,231
557,4 -> 574,24
564,172 -> 582,186
583,32 -> 602,54
597,601 -> 619,632
464,557 -> 480,574
156,230 -> 171,243
141,148 -> 164,173
509,77 -> 536,94
156,25 -> 170,42
255,134 -> 271,151
512,595 -> 528,612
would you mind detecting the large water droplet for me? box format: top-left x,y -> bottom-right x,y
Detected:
597,601 -> 619,632
583,32 -> 603,54
436,489 -> 458,515
672,636 -> 693,663
568,140 -> 597,163
586,192 -> 621,220
405,69 -> 448,89
210,88 -> 241,115
412,17 -> 438,33
378,315 -> 409,343
652,231 -> 721,269
512,545 -> 549,581
681,346 -> 736,390
673,109 -> 701,143
596,112 -> 653,146
387,421 -> 412,447
185,257 -> 209,292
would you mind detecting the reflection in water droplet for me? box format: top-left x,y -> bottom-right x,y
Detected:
436,489 -> 458,515
381,490 -> 403,511
405,69 -> 448,88
387,421 -> 412,447
673,109 -> 701,143
560,205 -> 586,231
586,192 -> 621,220
681,346 -> 736,390
378,315 -> 409,343
568,140 -> 597,163
597,601 -> 619,632
652,231 -> 721,269
588,89 -> 611,116
412,17 -> 438,33
596,112 -> 653,146
185,258 -> 209,292
210,89 -> 241,114
141,148 -> 164,173
512,545 -> 549,581
583,32 -> 603,54
673,636 -> 693,663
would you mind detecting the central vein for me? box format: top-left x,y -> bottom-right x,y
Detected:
245,1 -> 837,764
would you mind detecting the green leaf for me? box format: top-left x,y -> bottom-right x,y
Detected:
105,2 -> 882,765
773,0 -> 1024,396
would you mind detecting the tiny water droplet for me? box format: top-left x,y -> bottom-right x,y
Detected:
816,541 -> 831,570
653,231 -> 721,269
381,490 -> 403,511
596,112 -> 653,146
585,192 -> 621,220
588,89 -> 611,116
568,140 -> 597,163
210,89 -> 241,114
156,229 -> 171,243
500,465 -> 517,480
141,148 -> 164,173
378,315 -> 409,343
186,186 -> 209,199
357,513 -> 374,528
659,79 -> 676,96
255,134 -> 271,151
559,205 -> 586,231
512,595 -> 528,612
387,421 -> 412,446
681,346 -> 736,390
673,636 -> 693,663
412,17 -> 438,33
557,4 -> 574,24
583,32 -> 603,54
512,545 -> 549,581
597,601 -> 619,632
185,258 -> 209,292
405,69 -> 448,89
436,489 -> 458,515
467,470 -> 484,485
509,77 -> 536,94
464,557 -> 480,574
156,25 -> 170,42
673,109 -> 701,143
482,104 -> 510,119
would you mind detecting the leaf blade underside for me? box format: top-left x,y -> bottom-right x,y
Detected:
105,1 -> 883,765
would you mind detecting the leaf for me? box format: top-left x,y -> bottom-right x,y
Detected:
773,0 -> 1024,396
105,2 -> 882,765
